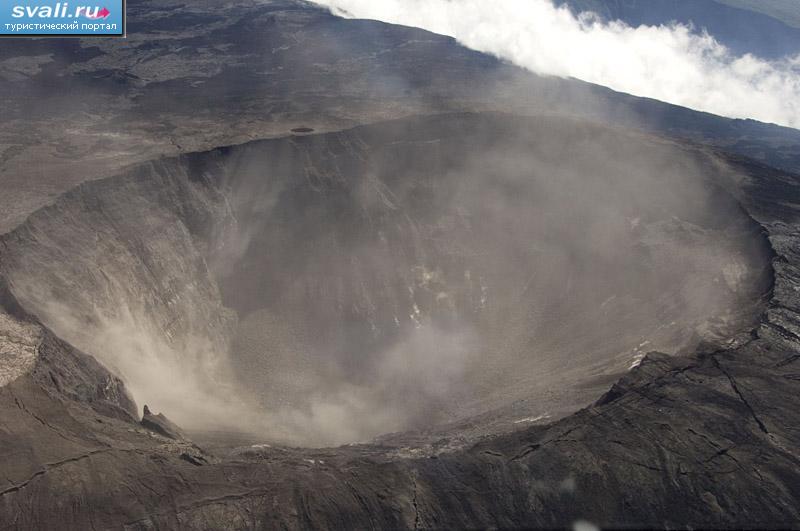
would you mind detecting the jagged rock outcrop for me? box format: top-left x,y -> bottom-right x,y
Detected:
141,405 -> 187,441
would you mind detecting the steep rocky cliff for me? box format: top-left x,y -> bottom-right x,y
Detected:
0,157 -> 240,432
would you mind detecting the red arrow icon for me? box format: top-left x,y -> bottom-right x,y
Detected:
86,7 -> 111,19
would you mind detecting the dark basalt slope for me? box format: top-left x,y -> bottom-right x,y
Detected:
0,113 -> 797,529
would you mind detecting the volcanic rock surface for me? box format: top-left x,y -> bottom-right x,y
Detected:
0,113 -> 797,529
0,1 -> 799,529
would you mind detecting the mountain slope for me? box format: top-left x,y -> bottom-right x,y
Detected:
557,0 -> 800,58
1,0 -> 800,234
718,0 -> 800,29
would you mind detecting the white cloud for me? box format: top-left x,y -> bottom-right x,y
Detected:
310,0 -> 800,129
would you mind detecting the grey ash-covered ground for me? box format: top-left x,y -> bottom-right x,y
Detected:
1,1 -> 800,529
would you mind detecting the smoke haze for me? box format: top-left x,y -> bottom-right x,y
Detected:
205,114 -> 771,445
310,0 -> 800,129
0,114 -> 773,447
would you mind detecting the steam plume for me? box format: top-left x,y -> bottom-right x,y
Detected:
310,0 -> 800,129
